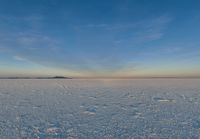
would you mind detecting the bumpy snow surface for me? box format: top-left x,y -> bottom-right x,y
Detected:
0,79 -> 200,139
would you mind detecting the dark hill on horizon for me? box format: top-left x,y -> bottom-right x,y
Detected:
0,76 -> 72,79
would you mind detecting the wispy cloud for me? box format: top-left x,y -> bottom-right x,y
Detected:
0,14 -> 172,76
0,14 -> 44,30
78,15 -> 171,46
13,55 -> 26,61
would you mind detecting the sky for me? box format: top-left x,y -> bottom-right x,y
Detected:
0,0 -> 200,78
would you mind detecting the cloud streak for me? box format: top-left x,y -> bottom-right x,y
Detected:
81,15 -> 171,44
0,14 -> 173,76
13,55 -> 26,61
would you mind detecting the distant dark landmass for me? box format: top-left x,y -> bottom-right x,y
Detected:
52,76 -> 71,79
0,76 -> 72,79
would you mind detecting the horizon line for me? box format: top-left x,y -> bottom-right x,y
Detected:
1,76 -> 200,79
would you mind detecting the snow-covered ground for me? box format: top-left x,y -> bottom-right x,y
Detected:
0,79 -> 200,139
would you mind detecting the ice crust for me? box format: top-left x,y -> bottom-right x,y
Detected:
0,79 -> 200,138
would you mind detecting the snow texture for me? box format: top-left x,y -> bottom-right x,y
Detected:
0,79 -> 200,139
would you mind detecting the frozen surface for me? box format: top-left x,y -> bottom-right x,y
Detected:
0,79 -> 200,138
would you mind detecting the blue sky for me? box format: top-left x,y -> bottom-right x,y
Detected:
0,0 -> 200,77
